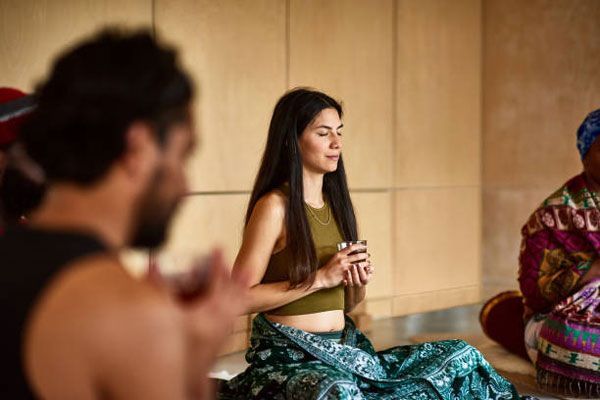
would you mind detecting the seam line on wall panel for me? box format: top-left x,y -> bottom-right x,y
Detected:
186,188 -> 399,196
392,185 -> 480,191
151,0 -> 157,37
391,0 -> 398,189
366,293 -> 482,302
478,0 -> 484,291
483,276 -> 520,285
365,296 -> 394,301
285,0 -> 290,88
391,0 -> 398,308
185,187 -> 482,196
482,183 -> 575,190
480,0 -> 487,190
186,191 -> 251,196
349,188 -> 392,193
479,0 -> 485,185
393,284 -> 481,297
185,186 -> 483,197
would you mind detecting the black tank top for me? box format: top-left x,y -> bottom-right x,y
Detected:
0,226 -> 106,398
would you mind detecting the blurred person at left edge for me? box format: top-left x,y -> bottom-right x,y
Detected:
0,87 -> 45,233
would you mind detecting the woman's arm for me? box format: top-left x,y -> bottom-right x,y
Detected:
232,192 -> 366,314
231,193 -> 325,314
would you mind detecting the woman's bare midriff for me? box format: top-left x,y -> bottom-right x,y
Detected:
265,309 -> 345,332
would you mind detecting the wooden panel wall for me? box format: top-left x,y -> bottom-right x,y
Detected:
158,0 -> 483,325
390,0 -> 482,316
1,0 -> 485,354
0,0 -> 151,90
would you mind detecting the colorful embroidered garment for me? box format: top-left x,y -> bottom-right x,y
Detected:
218,314 -> 529,399
519,173 -> 600,320
535,279 -> 600,396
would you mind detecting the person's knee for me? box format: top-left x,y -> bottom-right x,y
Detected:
286,370 -> 360,399
321,381 -> 363,399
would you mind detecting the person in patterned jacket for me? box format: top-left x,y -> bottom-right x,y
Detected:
481,108 -> 600,397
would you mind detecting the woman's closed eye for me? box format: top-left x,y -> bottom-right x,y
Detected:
317,131 -> 342,137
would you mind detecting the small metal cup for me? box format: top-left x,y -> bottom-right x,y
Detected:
338,240 -> 369,274
337,240 -> 368,260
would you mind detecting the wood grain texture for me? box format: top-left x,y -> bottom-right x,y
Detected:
289,0 -> 394,190
154,0 -> 286,191
396,0 -> 482,188
0,0 -> 151,90
394,187 -> 481,296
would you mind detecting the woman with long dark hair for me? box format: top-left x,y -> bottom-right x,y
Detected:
218,88 -> 527,399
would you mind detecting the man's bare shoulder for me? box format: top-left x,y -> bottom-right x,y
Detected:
25,254 -> 185,397
33,253 -> 179,321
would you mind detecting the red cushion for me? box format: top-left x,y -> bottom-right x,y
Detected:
480,291 -> 529,360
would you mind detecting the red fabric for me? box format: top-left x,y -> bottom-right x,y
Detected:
480,291 -> 529,361
518,174 -> 600,319
0,87 -> 28,148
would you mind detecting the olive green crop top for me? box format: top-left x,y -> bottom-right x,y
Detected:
261,190 -> 345,316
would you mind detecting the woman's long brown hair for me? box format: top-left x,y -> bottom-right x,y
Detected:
245,88 -> 358,288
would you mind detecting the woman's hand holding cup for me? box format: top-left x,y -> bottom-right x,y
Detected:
337,240 -> 373,287
316,241 -> 372,289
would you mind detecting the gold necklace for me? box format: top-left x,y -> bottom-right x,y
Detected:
305,202 -> 331,225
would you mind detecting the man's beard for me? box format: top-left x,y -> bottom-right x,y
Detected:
129,169 -> 181,249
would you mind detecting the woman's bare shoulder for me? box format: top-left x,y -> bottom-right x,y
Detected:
253,189 -> 287,221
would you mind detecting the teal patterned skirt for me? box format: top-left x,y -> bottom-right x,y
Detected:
218,314 -> 531,399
